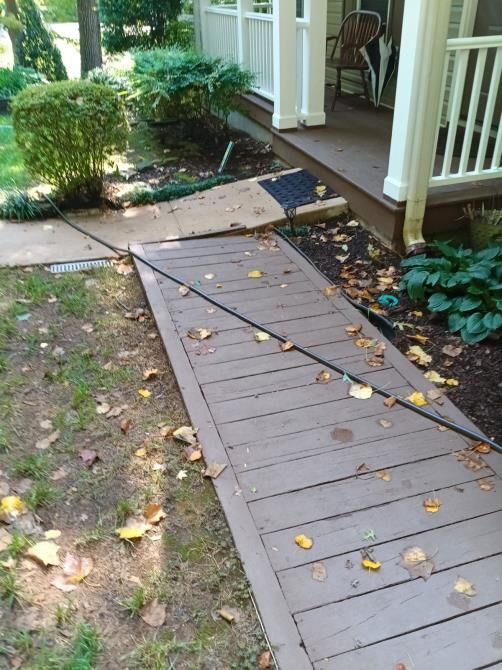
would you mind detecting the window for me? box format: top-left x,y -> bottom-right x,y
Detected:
359,0 -> 389,21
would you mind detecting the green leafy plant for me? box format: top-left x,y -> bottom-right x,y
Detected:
0,66 -> 45,98
100,0 -> 183,53
15,0 -> 67,81
125,174 -> 235,206
400,241 -> 502,343
12,80 -> 128,200
131,47 -> 254,126
0,187 -> 43,221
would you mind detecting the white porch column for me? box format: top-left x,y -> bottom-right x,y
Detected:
237,0 -> 253,66
272,0 -> 298,130
383,0 -> 451,205
194,0 -> 211,52
300,0 -> 327,127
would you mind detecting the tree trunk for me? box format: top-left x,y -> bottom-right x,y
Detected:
77,0 -> 102,78
5,0 -> 19,65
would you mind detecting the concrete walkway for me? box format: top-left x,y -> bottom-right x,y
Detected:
0,172 -> 347,266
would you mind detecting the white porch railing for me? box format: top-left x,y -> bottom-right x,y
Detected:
204,6 -> 239,61
430,35 -> 502,187
246,11 -> 274,99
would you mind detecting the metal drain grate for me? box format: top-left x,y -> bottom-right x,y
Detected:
49,259 -> 112,274
259,169 -> 337,210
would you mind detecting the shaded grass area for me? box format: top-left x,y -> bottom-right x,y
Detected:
0,266 -> 265,669
0,114 -> 31,190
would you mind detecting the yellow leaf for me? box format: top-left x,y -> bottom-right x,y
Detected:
406,345 -> 432,366
315,184 -> 327,195
295,534 -> 313,550
315,370 -> 331,383
248,270 -> 264,278
349,383 -> 373,400
216,283 -> 223,288
0,496 -> 26,523
255,331 -> 271,342
423,496 -> 442,513
323,285 -> 339,297
408,334 -> 429,343
361,558 -> 381,570
44,529 -> 61,540
280,340 -> 294,352
454,576 -> 476,597
26,541 -> 60,567
411,310 -> 423,317
406,391 -> 428,407
138,388 -> 152,398
135,447 -> 147,458
446,378 -> 459,386
355,337 -> 377,348
187,328 -> 212,340
424,370 -> 446,384
376,469 -> 391,482
116,527 -> 146,540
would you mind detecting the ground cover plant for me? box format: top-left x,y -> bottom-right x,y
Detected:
0,263 -> 266,669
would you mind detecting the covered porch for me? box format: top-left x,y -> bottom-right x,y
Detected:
194,0 -> 502,247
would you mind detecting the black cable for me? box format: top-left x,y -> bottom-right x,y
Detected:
44,194 -> 502,454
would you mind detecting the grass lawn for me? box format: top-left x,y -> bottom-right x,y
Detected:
0,264 -> 265,669
0,115 -> 32,190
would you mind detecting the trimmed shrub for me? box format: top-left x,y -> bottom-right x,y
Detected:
0,66 -> 45,98
15,0 -> 67,81
125,175 -> 235,206
100,0 -> 183,53
131,48 -> 254,126
12,80 -> 128,200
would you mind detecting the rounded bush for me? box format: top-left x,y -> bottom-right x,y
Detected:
12,80 -> 128,200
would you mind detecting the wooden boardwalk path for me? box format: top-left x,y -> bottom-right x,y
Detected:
133,233 -> 502,670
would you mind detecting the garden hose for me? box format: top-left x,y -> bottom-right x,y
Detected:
44,194 -> 502,454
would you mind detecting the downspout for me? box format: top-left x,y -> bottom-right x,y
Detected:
402,0 -> 452,255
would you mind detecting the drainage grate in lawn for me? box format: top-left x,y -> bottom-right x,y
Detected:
49,259 -> 112,273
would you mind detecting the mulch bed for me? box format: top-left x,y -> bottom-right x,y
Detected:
296,215 -> 502,444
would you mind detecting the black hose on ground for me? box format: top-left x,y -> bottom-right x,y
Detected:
43,194 -> 502,454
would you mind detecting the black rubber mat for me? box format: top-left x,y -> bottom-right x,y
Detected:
259,170 -> 337,210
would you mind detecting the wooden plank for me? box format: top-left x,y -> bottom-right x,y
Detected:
146,248 -> 291,268
155,260 -> 298,284
279,510 -> 502,614
144,240 -> 263,260
143,235 -> 257,251
262,479 -> 501,572
228,410 -> 439,472
237,429 -> 466,500
298,553 -> 502,661
211,368 -> 406,424
159,269 -> 307,296
250,454 -> 486,534
203,356 -> 397,404
132,246 -> 314,670
218,385 -> 414,447
313,603 -> 502,670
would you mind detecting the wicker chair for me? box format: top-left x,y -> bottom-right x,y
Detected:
326,10 -> 382,111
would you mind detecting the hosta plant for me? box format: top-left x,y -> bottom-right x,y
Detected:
400,241 -> 502,343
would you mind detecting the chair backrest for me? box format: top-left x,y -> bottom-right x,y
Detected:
330,10 -> 382,65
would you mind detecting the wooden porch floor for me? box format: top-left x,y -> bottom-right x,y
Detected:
134,233 -> 502,670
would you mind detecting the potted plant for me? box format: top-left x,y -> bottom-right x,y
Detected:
463,202 -> 502,249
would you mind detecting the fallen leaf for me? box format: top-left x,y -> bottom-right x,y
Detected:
26,541 -> 60,567
143,368 -> 159,380
315,184 -> 327,195
183,445 -> 202,462
44,529 -> 61,540
120,418 -> 131,434
454,576 -> 476,597
426,388 -> 444,403
96,402 -> 111,415
311,562 -> 327,582
81,323 -> 94,333
323,285 -> 338,297
331,427 -> 353,443
295,534 -> 313,550
176,470 -> 188,481
79,449 -> 99,467
400,545 -> 435,580
138,388 -> 152,398
478,479 -> 495,492
140,598 -> 166,627
406,345 -> 432,366
61,552 -> 93,584
254,331 -> 271,342
378,419 -> 393,429
143,503 -> 166,525
442,344 -> 463,357
178,285 -> 190,296
50,467 -> 69,481
315,370 -> 331,383
406,391 -> 428,407
116,517 -> 151,540
187,328 -> 212,340
216,283 -> 223,288
218,606 -> 239,623
473,442 -> 491,454
280,340 -> 294,352
407,333 -> 429,344
116,262 -> 134,276
424,370 -> 446,384
135,447 -> 147,458
355,337 -> 376,348
384,396 -> 397,408
204,463 -> 227,479
173,425 -> 197,445
204,273 -> 215,280
423,496 -> 442,513
35,430 -> 60,450
349,383 -> 373,400
248,270 -> 263,278
376,469 -> 391,482
258,650 -> 273,669
345,324 -> 362,336
39,419 -> 53,430
361,558 -> 381,570
445,378 -> 459,386
0,496 -> 26,523
356,462 -> 370,475
125,307 -> 149,322
159,425 -> 175,438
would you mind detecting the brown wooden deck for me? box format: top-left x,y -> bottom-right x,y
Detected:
133,233 -> 502,670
